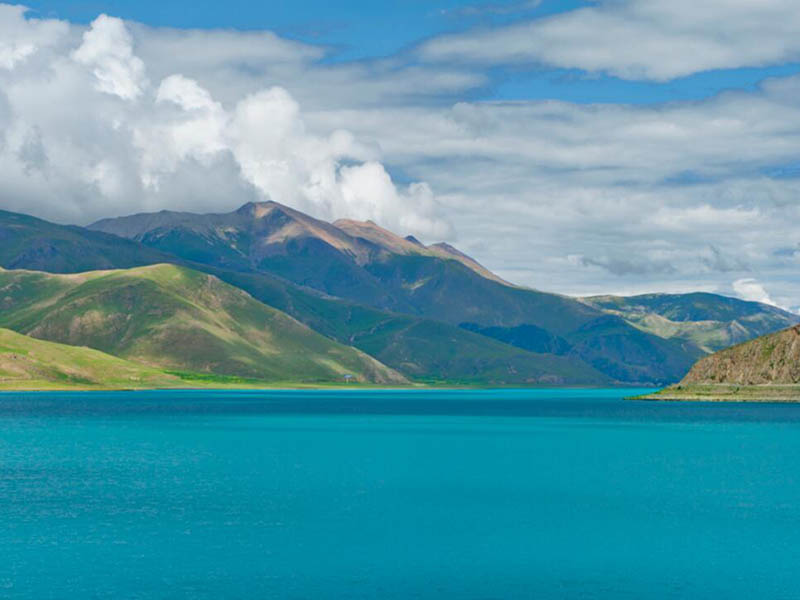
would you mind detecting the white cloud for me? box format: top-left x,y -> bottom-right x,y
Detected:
303,74 -> 800,304
338,163 -> 452,239
0,4 -> 799,307
72,14 -> 148,100
733,278 -> 778,307
0,5 -> 67,70
420,0 -> 800,80
0,8 -> 451,239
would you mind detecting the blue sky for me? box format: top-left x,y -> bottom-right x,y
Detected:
2,0 -> 800,308
23,0 -> 579,58
23,0 -> 800,105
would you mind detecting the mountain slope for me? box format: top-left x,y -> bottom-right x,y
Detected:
641,325 -> 800,402
583,293 -> 800,352
0,327 -> 182,390
0,209 -> 609,385
89,202 -> 599,330
347,317 -> 608,385
680,324 -> 800,385
89,202 -> 700,383
193,268 -> 609,385
91,202 -> 410,311
0,209 -> 171,273
0,265 -> 405,384
9,203 -> 781,385
333,218 -> 510,285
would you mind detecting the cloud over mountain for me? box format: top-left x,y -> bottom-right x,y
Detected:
0,10 -> 452,239
1,2 -> 799,309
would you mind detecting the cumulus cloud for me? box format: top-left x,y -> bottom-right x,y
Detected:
1,3 -> 800,307
72,15 -> 148,100
0,6 -> 451,239
420,0 -> 800,80
0,4 -> 67,70
733,278 -> 779,307
304,74 -> 800,304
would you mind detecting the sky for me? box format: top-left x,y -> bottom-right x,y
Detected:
1,1 -> 799,310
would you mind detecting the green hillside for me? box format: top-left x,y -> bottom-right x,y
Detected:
349,317 -> 609,385
0,327 -> 182,390
2,208 -> 608,385
197,268 -> 609,385
0,264 -> 406,385
88,202 -> 702,384
0,209 -> 171,273
582,293 -> 799,353
7,204 -> 785,386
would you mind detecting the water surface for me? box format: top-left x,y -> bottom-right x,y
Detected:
2,388 -> 800,599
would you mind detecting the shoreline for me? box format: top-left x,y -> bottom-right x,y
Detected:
0,382 -> 656,393
633,384 -> 800,403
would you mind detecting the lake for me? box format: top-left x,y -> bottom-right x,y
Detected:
2,388 -> 800,599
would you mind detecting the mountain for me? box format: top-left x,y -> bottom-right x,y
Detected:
0,264 -> 405,384
88,201 -> 704,384
191,269 -> 608,385
0,327 -> 186,390
681,324 -> 800,386
90,202 -> 411,311
0,209 -> 171,273
459,323 -> 572,355
346,316 -> 608,385
641,325 -> 800,402
582,293 -> 800,353
332,218 -> 511,285
88,201 -> 608,329
6,202 -> 788,386
0,209 -> 608,385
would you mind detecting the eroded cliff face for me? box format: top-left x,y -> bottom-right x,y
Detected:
681,325 -> 800,385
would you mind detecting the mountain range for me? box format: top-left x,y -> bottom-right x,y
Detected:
1,202 -> 797,388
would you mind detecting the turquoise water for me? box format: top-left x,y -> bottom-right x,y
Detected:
2,388 -> 800,599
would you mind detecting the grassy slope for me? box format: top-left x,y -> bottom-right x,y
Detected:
89,205 -> 696,384
0,265 -> 405,385
564,315 -> 703,385
194,248 -> 691,384
4,209 -> 608,385
285,252 -> 702,384
203,268 -> 609,385
0,327 -> 183,390
350,318 -> 609,385
583,293 -> 800,353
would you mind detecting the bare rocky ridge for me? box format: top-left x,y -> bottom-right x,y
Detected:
638,324 -> 800,402
681,324 -> 800,385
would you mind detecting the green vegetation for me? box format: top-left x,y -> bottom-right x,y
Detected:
201,268 -> 608,384
0,327 -> 183,390
0,209 -> 169,273
0,264 -> 406,385
6,204 -> 791,387
582,292 -> 799,353
350,317 -> 609,385
89,203 -> 701,384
